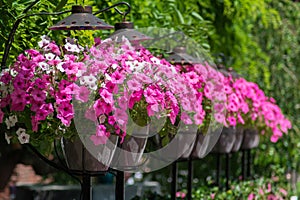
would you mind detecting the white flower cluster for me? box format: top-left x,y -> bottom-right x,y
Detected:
3,116 -> 30,144
16,128 -> 30,144
5,115 -> 17,129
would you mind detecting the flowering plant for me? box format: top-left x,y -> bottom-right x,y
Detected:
174,63 -> 227,133
0,36 -> 204,148
173,62 -> 291,142
232,77 -> 291,142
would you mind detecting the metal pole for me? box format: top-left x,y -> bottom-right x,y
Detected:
82,175 -> 92,200
187,157 -> 193,200
242,150 -> 246,180
115,170 -> 125,200
216,154 -> 221,188
171,162 -> 178,200
225,154 -> 230,190
247,150 -> 251,178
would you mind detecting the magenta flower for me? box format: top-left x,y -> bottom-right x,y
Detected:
129,90 -> 143,109
55,92 -> 72,104
31,89 -> 46,102
111,70 -> 125,84
100,89 -> 113,104
105,81 -> 118,94
13,75 -> 27,90
113,108 -> 128,127
90,125 -> 110,146
0,72 -> 12,84
84,107 -> 97,122
180,112 -> 193,125
48,42 -> 61,55
57,101 -> 74,126
127,79 -> 142,91
227,116 -> 237,126
93,99 -> 106,117
74,86 -> 90,103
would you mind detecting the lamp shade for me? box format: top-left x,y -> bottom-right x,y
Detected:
167,46 -> 200,65
109,21 -> 152,42
49,5 -> 113,30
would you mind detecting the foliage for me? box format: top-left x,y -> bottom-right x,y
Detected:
195,0 -> 280,86
191,177 -> 289,200
251,0 -> 300,195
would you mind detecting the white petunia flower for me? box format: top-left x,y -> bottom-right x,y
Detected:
16,128 -> 26,136
111,63 -> 118,69
105,74 -> 111,81
127,60 -> 147,72
5,118 -> 11,129
5,133 -> 11,144
56,62 -> 65,73
82,75 -> 97,90
10,69 -> 17,77
38,35 -> 51,48
76,69 -> 84,77
9,115 -> 18,126
150,57 -> 160,64
45,53 -> 56,60
18,132 -> 30,144
65,43 -> 81,53
98,115 -> 106,124
39,62 -> 50,71
88,82 -> 98,91
5,115 -> 18,129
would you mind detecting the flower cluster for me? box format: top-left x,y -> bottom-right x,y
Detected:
232,77 -> 291,142
0,36 -> 202,146
174,62 -> 291,142
0,35 -> 291,146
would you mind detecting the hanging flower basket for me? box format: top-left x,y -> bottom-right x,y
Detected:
231,126 -> 244,152
62,135 -> 118,172
211,127 -> 236,154
110,125 -> 149,171
241,128 -> 260,150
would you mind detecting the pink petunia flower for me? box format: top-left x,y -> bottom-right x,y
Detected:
74,86 -> 90,103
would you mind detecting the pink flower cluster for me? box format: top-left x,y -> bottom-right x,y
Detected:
175,63 -> 227,125
174,62 -> 291,142
78,38 -> 202,144
232,78 -> 291,142
0,36 -> 202,145
0,35 -> 291,145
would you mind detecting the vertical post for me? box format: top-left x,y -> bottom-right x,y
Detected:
247,150 -> 251,178
82,175 -> 92,200
225,153 -> 230,190
171,162 -> 178,200
216,154 -> 221,188
115,170 -> 125,200
242,150 -> 246,180
187,157 -> 193,200
82,145 -> 92,200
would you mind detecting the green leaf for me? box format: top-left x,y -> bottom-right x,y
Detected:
161,136 -> 169,147
54,0 -> 68,11
174,7 -> 184,24
191,11 -> 204,21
